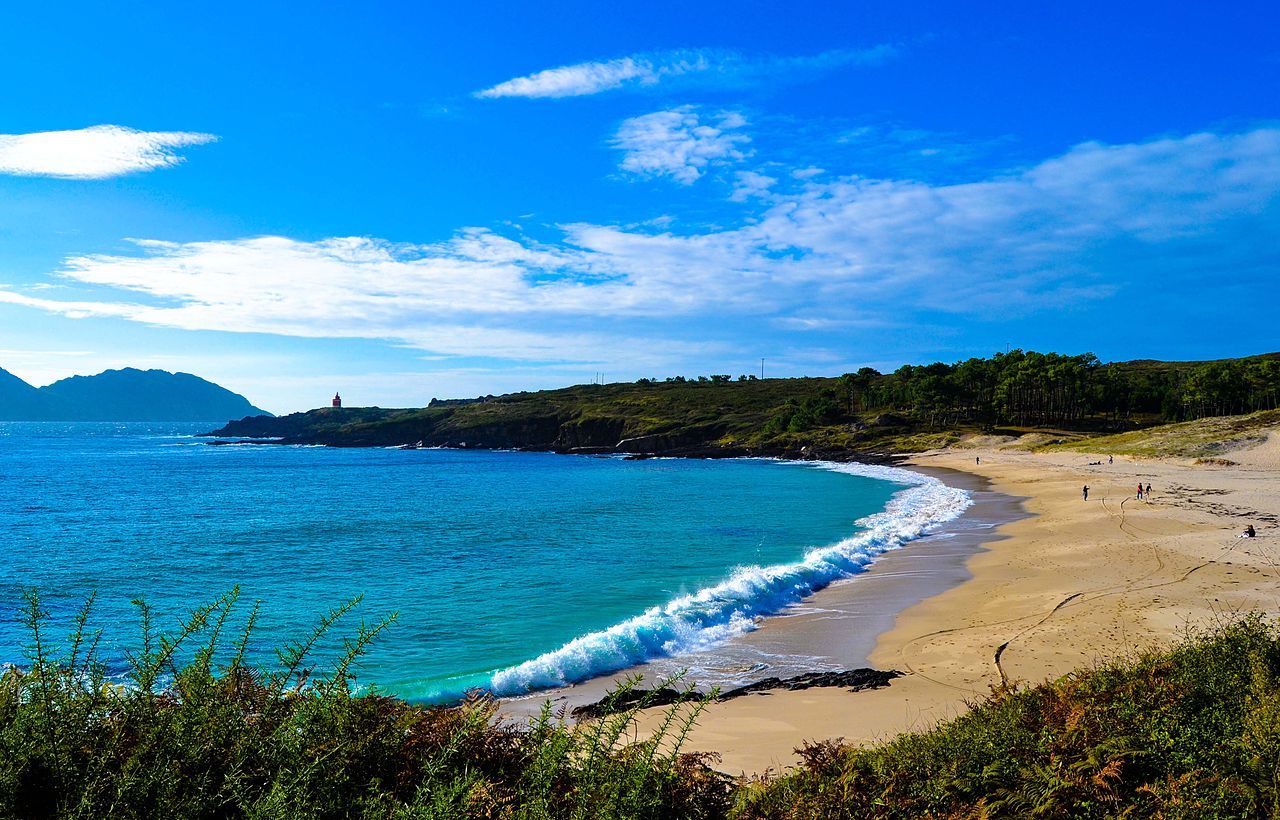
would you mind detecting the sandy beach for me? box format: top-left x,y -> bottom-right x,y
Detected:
622,434 -> 1280,775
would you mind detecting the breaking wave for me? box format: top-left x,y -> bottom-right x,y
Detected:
488,461 -> 971,696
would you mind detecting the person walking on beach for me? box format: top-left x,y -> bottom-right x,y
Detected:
1137,483 -> 1144,500
1145,483 -> 1152,498
1083,485 -> 1090,501
976,456 -> 981,465
1108,455 -> 1113,464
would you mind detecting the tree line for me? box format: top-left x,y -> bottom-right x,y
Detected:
767,351 -> 1280,433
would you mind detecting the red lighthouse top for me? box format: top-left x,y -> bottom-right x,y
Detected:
332,392 -> 342,408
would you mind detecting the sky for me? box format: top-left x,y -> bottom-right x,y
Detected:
1,1 -> 1278,414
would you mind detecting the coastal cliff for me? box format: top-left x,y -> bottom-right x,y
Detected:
207,378 -> 894,458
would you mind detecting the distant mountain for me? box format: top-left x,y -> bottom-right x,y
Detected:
0,367 -> 54,420
0,367 -> 271,421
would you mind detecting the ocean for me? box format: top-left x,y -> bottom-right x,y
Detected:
0,422 -> 970,702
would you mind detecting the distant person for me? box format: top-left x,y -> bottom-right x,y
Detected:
1108,455 -> 1113,465
1137,483 -> 1144,500
1083,485 -> 1090,501
976,456 -> 981,465
1145,483 -> 1152,498
1243,525 -> 1257,538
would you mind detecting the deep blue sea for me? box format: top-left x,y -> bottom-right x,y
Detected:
0,423 -> 969,702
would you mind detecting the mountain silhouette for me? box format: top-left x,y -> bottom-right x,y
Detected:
0,366 -> 270,421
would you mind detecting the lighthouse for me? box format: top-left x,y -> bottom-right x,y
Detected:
332,392 -> 342,408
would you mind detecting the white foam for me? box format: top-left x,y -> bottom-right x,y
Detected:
488,461 -> 971,696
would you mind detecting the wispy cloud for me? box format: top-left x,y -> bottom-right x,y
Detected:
2,128 -> 1277,368
613,107 -> 751,184
474,46 -> 896,99
832,123 -> 1019,183
475,53 -> 705,99
0,125 -> 217,179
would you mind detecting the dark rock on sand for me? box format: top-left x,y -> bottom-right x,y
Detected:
718,668 -> 902,700
570,667 -> 902,718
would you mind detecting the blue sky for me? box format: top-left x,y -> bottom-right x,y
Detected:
1,1 -> 1278,413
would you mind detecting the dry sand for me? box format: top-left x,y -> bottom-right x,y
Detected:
635,437 -> 1280,775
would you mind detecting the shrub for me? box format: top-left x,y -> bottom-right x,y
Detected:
0,589 -> 731,819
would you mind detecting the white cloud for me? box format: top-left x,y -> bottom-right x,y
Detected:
730,170 -> 778,201
2,128 -> 1277,368
0,125 -> 217,179
613,107 -> 751,184
773,317 -> 864,331
474,47 -> 896,99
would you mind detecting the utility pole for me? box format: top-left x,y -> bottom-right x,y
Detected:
760,358 -> 765,380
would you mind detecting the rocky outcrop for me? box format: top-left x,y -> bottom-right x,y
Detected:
437,414 -> 566,450
569,668 -> 903,718
552,416 -> 628,450
613,423 -> 732,455
717,668 -> 902,699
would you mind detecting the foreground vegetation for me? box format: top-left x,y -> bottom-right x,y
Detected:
210,350 -> 1280,457
0,590 -> 728,819
8,590 -> 1280,818
738,614 -> 1280,819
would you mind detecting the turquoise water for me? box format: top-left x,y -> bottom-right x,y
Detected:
0,423 -> 967,702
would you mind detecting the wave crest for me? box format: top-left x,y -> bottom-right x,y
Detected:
488,461 -> 971,696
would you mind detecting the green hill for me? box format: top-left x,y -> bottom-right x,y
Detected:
210,377 -> 847,456
209,350 -> 1280,458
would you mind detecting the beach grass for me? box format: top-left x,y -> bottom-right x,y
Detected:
1045,408 -> 1280,459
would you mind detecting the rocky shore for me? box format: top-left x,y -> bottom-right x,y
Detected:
204,405 -> 907,463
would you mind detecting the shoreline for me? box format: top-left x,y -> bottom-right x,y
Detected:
625,439 -> 1280,774
497,459 -> 1023,720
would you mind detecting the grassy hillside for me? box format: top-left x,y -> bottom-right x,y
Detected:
209,351 -> 1280,458
210,377 -> 889,457
6,591 -> 1280,818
